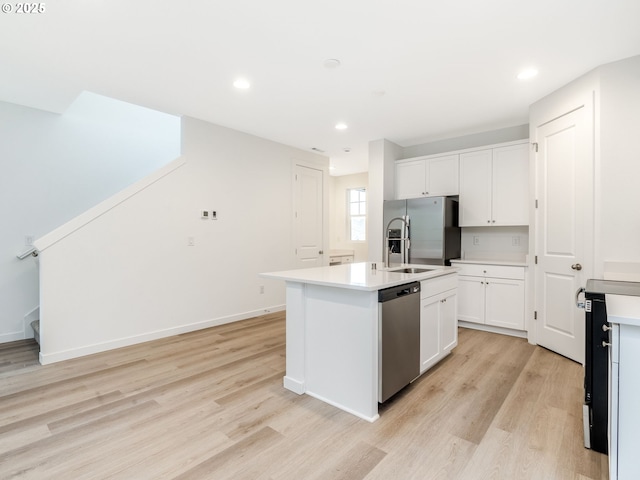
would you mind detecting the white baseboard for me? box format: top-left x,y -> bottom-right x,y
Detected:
305,390 -> 380,423
458,321 -> 527,338
0,331 -> 27,343
39,304 -> 285,365
283,376 -> 305,395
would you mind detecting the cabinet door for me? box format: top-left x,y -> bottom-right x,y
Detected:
492,143 -> 529,225
420,295 -> 440,373
459,149 -> 492,226
457,276 -> 485,324
484,278 -> 525,330
440,290 -> 458,352
427,154 -> 459,196
616,324 -> 640,480
396,160 -> 426,199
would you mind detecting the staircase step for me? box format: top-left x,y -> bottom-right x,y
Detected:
31,320 -> 40,345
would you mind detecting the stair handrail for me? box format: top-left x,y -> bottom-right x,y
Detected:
17,247 -> 39,260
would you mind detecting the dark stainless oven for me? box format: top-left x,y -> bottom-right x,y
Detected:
579,279 -> 640,454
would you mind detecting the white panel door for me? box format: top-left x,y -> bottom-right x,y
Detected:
459,149 -> 492,226
294,164 -> 324,268
492,143 -> 529,225
427,154 -> 459,196
420,296 -> 440,373
457,276 -> 484,324
485,278 -> 525,330
440,290 -> 458,352
396,159 -> 426,199
535,104 -> 593,363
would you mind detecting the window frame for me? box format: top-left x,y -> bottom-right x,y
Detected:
347,187 -> 367,243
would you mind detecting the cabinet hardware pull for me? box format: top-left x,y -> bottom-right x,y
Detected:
602,340 -> 612,348
602,324 -> 612,332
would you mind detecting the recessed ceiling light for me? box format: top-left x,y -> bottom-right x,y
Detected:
323,59 -> 341,69
343,147 -> 351,153
233,78 -> 251,89
311,147 -> 325,153
372,90 -> 386,97
517,68 -> 538,80
335,123 -> 348,130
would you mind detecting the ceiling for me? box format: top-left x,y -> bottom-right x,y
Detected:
2,1 -> 639,176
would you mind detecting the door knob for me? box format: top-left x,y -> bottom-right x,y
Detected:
571,263 -> 583,271
319,250 -> 324,255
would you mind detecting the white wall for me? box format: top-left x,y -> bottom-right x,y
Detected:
460,226 -> 529,262
0,93 -> 180,343
402,125 -> 529,159
598,55 -> 640,267
367,139 -> 403,262
329,173 -> 369,262
36,116 -> 328,363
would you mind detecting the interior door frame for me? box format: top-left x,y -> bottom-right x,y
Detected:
291,158 -> 330,268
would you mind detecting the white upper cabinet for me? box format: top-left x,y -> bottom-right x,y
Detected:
396,154 -> 459,199
459,143 -> 529,226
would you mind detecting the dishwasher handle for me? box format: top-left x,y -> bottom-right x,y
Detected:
396,286 -> 417,297
378,282 -> 421,302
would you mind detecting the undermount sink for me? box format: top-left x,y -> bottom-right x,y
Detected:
387,267 -> 435,274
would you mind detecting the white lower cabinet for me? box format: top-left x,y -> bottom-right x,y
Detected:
452,262 -> 525,331
609,322 -> 640,480
420,274 -> 458,374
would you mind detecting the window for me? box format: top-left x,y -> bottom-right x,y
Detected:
348,188 -> 366,241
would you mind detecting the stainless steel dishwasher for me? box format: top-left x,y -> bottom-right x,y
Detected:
378,281 -> 421,403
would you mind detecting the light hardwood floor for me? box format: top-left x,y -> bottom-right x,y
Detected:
0,313 -> 608,479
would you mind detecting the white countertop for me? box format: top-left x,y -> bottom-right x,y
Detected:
606,294 -> 640,327
261,262 -> 458,291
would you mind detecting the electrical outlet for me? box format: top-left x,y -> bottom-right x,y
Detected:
259,285 -> 265,294
212,211 -> 217,220
187,236 -> 195,246
25,235 -> 34,246
473,236 -> 480,246
201,210 -> 209,219
512,236 -> 520,247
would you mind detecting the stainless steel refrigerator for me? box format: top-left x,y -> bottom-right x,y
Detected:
383,197 -> 461,266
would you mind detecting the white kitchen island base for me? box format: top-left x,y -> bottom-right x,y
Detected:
284,282 -> 380,422
261,262 -> 458,422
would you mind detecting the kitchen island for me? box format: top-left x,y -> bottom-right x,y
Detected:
261,262 -> 458,421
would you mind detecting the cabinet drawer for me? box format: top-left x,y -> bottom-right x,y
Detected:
329,255 -> 354,265
421,273 -> 457,298
451,262 -> 525,280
